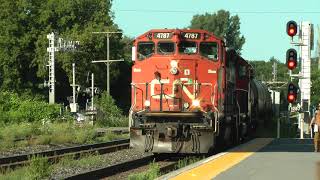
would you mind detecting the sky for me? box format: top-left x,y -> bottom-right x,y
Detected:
111,0 -> 320,62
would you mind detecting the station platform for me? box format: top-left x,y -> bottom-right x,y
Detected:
160,138 -> 319,180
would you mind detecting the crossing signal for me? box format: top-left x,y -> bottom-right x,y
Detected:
286,21 -> 298,37
287,83 -> 298,103
286,48 -> 297,70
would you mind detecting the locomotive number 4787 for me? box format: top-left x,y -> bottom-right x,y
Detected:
183,33 -> 199,39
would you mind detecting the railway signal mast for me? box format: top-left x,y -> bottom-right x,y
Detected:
286,21 -> 314,139
46,32 -> 79,104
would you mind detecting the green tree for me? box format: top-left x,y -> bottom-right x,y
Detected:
96,91 -> 127,127
249,57 -> 290,82
311,58 -> 320,106
189,10 -> 245,53
0,0 -> 127,103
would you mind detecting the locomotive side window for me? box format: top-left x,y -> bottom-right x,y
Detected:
157,42 -> 175,55
178,41 -> 197,54
137,42 -> 155,60
238,65 -> 247,79
200,42 -> 218,60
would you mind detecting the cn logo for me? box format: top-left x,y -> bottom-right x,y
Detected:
150,79 -> 195,100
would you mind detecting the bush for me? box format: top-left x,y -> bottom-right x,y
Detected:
96,92 -> 128,127
0,91 -> 61,124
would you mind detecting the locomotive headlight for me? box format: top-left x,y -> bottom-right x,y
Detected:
192,99 -> 200,107
144,100 -> 150,107
170,67 -> 178,75
170,60 -> 178,67
183,102 -> 190,109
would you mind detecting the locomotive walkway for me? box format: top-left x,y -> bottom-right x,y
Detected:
160,138 -> 318,180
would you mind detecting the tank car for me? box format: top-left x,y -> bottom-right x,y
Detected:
129,29 -> 271,154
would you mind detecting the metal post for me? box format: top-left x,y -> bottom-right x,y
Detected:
287,103 -> 291,137
72,63 -> 76,104
91,73 -> 94,111
47,33 -> 56,104
160,83 -> 163,111
272,61 -> 277,82
107,34 -> 110,94
277,117 -> 280,138
300,115 -> 304,139
70,63 -> 78,113
145,83 -> 149,100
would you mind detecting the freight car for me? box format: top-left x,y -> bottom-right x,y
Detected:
129,29 -> 272,154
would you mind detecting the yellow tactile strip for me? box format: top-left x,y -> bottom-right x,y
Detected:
169,138 -> 274,180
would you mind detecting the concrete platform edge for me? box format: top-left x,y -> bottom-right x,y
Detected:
157,138 -> 274,180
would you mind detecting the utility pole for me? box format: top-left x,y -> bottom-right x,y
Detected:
92,32 -> 123,94
272,61 -> 277,82
317,25 -> 320,70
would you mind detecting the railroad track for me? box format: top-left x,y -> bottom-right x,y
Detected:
0,139 -> 129,170
64,155 -> 179,180
62,139 -> 253,179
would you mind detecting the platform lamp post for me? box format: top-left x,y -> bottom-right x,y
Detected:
91,31 -> 124,94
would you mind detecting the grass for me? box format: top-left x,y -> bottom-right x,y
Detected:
128,156 -> 204,180
175,156 -> 204,169
0,122 -> 128,151
0,156 -> 51,180
26,156 -> 51,180
53,152 -> 104,170
0,154 -> 203,179
128,161 -> 160,180
0,167 -> 28,180
0,153 -> 109,179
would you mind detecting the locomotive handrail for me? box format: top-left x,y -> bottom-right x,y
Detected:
131,82 -> 215,112
213,83 -> 217,108
129,84 -> 137,127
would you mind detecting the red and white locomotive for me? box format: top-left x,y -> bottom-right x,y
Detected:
129,29 -> 271,154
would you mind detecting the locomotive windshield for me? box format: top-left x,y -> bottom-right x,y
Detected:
200,42 -> 218,60
178,41 -> 197,54
158,42 -> 174,55
137,42 -> 154,60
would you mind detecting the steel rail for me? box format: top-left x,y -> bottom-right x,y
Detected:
0,139 -> 129,169
64,155 -> 179,180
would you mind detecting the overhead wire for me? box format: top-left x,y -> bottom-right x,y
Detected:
114,9 -> 320,14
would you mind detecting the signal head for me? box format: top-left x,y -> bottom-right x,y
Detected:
286,48 -> 297,70
286,20 -> 298,37
287,83 -> 298,103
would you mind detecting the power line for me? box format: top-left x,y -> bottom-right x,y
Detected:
115,9 -> 320,14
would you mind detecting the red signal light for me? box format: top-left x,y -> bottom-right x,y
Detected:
286,21 -> 297,37
286,49 -> 297,70
287,94 -> 295,101
288,61 -> 296,70
288,26 -> 296,36
287,94 -> 295,103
